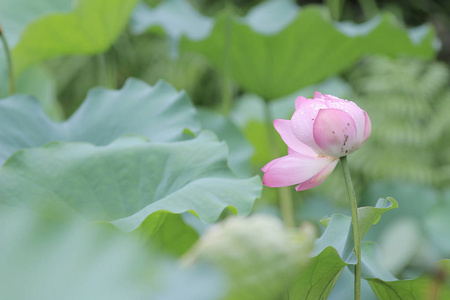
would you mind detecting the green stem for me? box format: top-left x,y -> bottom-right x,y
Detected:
97,51 -> 117,89
97,53 -> 112,88
340,156 -> 361,300
264,102 -> 295,228
279,184 -> 295,228
0,26 -> 15,95
221,3 -> 233,115
326,0 -> 344,21
357,0 -> 378,20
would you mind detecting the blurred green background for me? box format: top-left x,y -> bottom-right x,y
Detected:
1,0 -> 450,299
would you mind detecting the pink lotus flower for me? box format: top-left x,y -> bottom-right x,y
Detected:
262,92 -> 371,191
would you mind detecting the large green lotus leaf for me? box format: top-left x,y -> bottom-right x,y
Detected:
0,131 -> 261,232
327,266 -> 378,300
289,246 -> 347,299
319,197 -> 399,239
198,108 -> 253,177
292,199 -> 449,298
182,0 -> 436,99
0,78 -> 200,165
364,245 -> 450,300
0,0 -> 72,48
362,182 -> 442,273
317,197 -> 398,264
0,0 -> 138,74
289,198 -> 397,298
327,242 -> 450,299
0,206 -> 225,300
360,242 -> 397,281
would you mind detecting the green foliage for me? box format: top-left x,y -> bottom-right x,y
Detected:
181,0 -> 436,99
356,197 -> 399,237
362,182 -> 450,275
0,65 -> 63,120
230,93 -> 276,166
0,0 -> 72,47
0,78 -> 200,164
198,108 -> 253,177
290,246 -> 347,299
41,36 -> 218,117
290,198 -> 398,298
131,0 -> 213,41
320,197 -> 399,238
0,207 -> 225,300
0,79 -> 261,256
135,212 -> 201,256
290,198 -> 450,299
0,130 -> 261,235
367,259 -> 450,300
349,56 -> 450,187
0,0 -> 139,74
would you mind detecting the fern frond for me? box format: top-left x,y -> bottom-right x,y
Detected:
347,56 -> 450,187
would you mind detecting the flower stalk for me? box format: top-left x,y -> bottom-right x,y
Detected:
264,103 -> 295,228
340,155 -> 361,300
0,25 -> 15,95
221,2 -> 233,115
